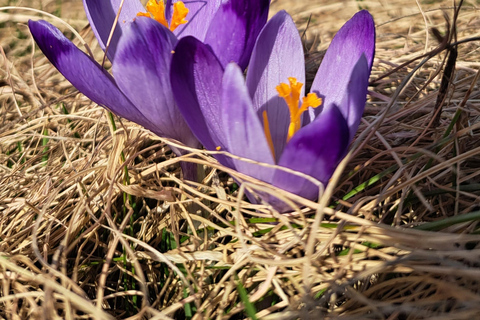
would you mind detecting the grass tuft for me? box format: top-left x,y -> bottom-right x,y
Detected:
1,0 -> 480,319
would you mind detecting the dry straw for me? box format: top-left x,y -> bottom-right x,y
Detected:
1,0 -> 480,319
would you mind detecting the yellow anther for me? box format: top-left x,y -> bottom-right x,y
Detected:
137,0 -> 188,31
216,146 -> 221,151
137,0 -> 169,28
275,77 -> 322,142
303,92 -> 322,108
262,110 -> 276,159
276,82 -> 292,98
170,2 -> 189,31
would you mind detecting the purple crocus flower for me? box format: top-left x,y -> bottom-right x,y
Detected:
28,0 -> 269,178
82,0 -> 270,69
170,10 -> 375,209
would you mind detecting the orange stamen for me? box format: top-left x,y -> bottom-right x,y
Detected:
136,0 -> 188,31
262,110 -> 276,159
170,2 -> 189,31
276,77 -> 322,142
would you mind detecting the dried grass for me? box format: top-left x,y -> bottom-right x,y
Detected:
1,0 -> 480,319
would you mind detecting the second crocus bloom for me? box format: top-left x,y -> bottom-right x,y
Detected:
170,10 -> 375,209
28,0 -> 269,178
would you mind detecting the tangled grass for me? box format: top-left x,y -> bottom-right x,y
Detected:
1,0 -> 480,319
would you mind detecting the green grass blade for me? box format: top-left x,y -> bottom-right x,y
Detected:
236,278 -> 258,320
414,210 -> 480,231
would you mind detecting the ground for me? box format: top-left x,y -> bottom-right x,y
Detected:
1,0 -> 480,319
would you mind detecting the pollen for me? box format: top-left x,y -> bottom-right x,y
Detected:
276,77 -> 322,141
137,0 -> 188,31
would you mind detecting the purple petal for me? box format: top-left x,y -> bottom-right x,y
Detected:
173,0 -> 223,40
112,17 -> 198,148
170,36 -> 234,166
28,19 -> 152,129
83,0 -> 145,62
221,63 -> 275,182
246,10 -> 305,160
204,0 -> 270,70
309,10 -> 375,121
164,0 -> 174,22
339,54 -> 370,141
272,105 -> 349,201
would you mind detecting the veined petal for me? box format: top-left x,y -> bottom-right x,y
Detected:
28,19 -> 152,129
172,0 -> 223,39
272,105 -> 349,201
112,17 -> 198,148
204,0 -> 269,70
246,10 -> 305,160
170,36 -> 233,166
83,0 -> 146,62
309,10 -> 375,121
221,63 -> 276,182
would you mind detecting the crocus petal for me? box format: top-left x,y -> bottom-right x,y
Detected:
170,36 -> 234,166
83,0 -> 146,62
112,17 -> 198,148
246,10 -> 305,160
221,63 -> 275,182
164,0 -> 173,22
272,105 -> 349,201
339,54 -> 370,141
309,10 -> 375,121
28,19 -> 152,129
204,0 -> 270,70
173,0 -> 223,40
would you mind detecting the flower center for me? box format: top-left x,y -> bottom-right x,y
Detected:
277,77 -> 322,141
262,77 -> 322,159
137,0 -> 188,31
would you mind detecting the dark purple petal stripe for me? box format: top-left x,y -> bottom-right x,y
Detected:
28,19 -> 152,128
204,0 -> 269,70
83,0 -> 145,62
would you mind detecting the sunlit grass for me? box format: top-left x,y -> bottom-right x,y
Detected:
1,0 -> 480,319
